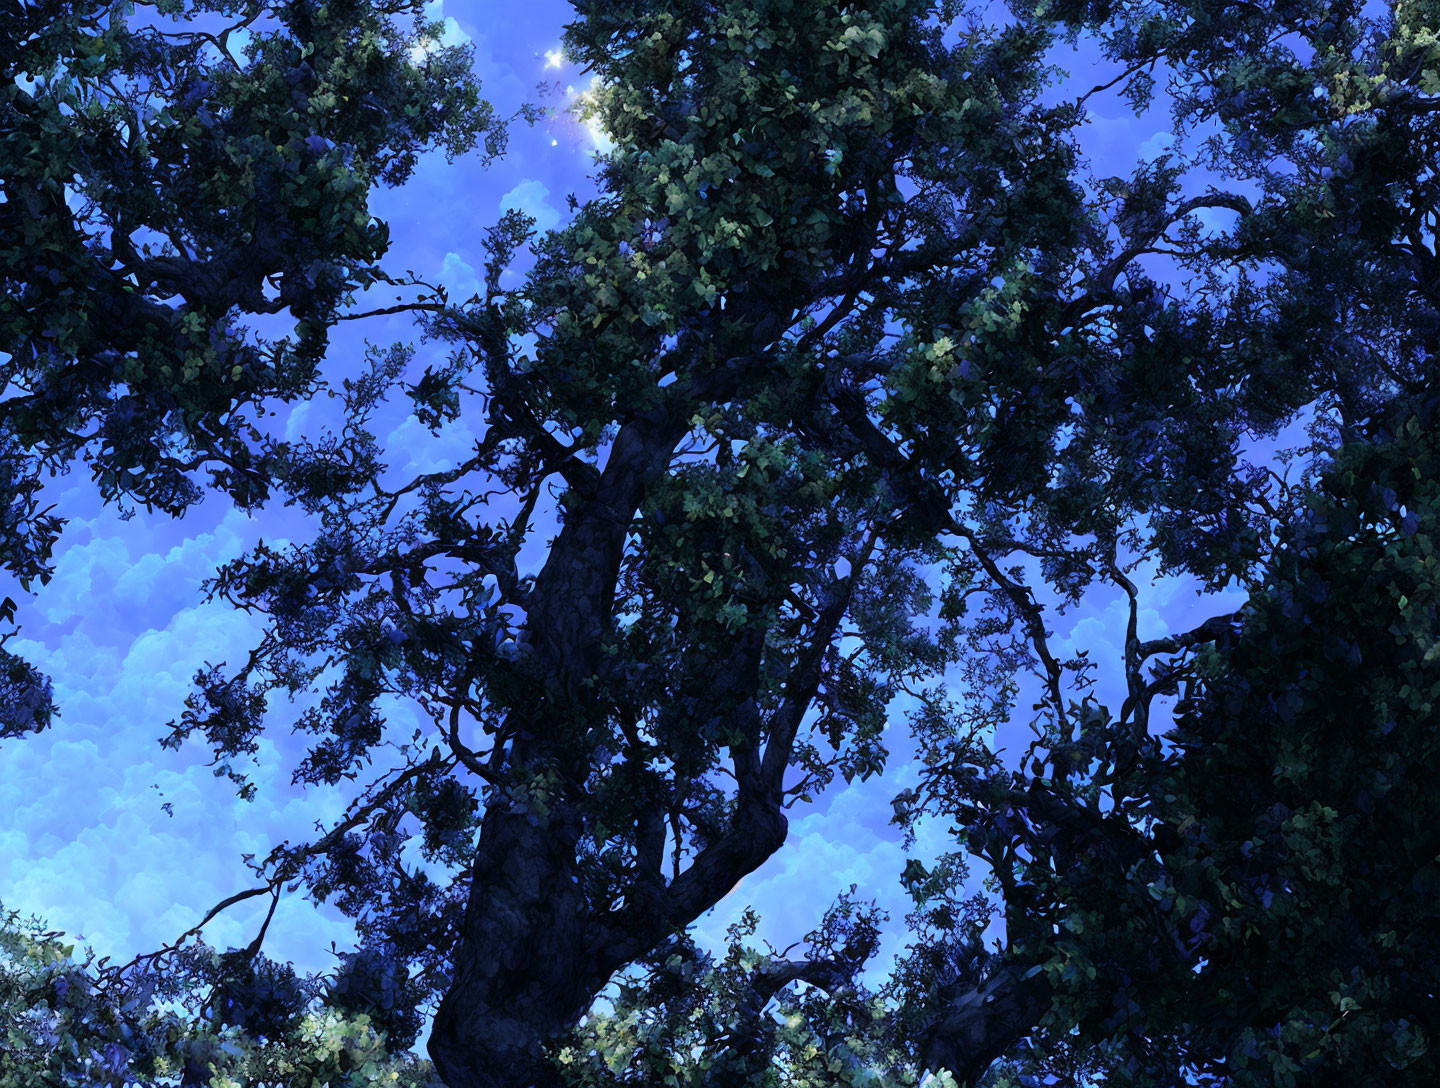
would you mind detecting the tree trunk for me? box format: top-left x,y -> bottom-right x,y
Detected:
428,406 -> 694,1087
919,961 -> 1052,1087
427,801 -> 601,1088
423,331 -> 896,1085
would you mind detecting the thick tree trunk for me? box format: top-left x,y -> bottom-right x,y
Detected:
918,961 -> 1052,1087
428,405 -> 694,1087
427,794 -> 796,1087
426,770 -> 795,1087
423,335 -> 889,1085
427,801 -> 602,1088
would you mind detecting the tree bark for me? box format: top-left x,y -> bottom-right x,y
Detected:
427,800 -> 600,1088
424,273 -> 907,1086
428,401 -> 688,1086
918,961 -> 1053,1087
426,492 -> 859,1086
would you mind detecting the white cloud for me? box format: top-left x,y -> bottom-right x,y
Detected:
0,500 -> 361,981
499,179 -> 562,234
37,507 -> 250,631
440,251 -> 482,300
1137,129 -> 1176,160
411,1 -> 471,63
284,399 -> 312,443
574,76 -> 617,157
40,534 -> 131,626
420,0 -> 471,46
227,27 -> 253,63
691,765 -> 923,988
383,413 -> 478,477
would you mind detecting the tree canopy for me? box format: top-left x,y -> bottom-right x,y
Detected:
2,0 -> 1438,1086
0,0 -> 514,737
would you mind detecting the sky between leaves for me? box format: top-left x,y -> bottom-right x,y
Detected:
0,0 -> 1278,1059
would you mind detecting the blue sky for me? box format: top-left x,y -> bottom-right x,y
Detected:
1,0 -> 1276,1063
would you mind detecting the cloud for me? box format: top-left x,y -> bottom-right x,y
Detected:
420,0 -> 471,48
39,534 -> 132,626
499,179 -> 562,234
284,400 -> 312,443
112,510 -> 250,622
573,77 -> 617,157
1191,204 -> 1240,237
1137,129 -> 1176,161
226,27 -> 253,63
36,507 -> 251,632
0,682 -> 362,979
382,413 -> 478,478
0,497 -> 361,984
439,251 -> 482,300
691,759 -> 924,987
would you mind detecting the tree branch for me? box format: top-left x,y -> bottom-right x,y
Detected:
1135,611 -> 1239,660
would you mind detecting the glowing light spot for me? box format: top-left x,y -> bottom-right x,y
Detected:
544,48 -> 564,69
572,78 -> 616,157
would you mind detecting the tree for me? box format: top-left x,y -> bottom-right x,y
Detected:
134,1 -> 1378,1087
11,1 -> 1434,1087
0,0 -> 512,737
875,388 -> 1434,1087
543,382 -> 1440,1087
0,901 -> 442,1088
879,0 -> 1440,1083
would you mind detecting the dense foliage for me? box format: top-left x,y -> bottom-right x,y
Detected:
0,0 -> 511,737
0,903 -> 440,1087
889,0 -> 1440,1082
158,0 -> 1339,1082
3,0 -> 1438,1086
897,393 -> 1440,1088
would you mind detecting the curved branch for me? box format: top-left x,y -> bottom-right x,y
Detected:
918,960 -> 1052,1088
1135,611 -> 1239,660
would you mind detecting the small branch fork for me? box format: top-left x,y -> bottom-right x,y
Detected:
954,527 -> 1073,746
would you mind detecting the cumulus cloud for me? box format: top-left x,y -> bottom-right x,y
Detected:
1137,129 -> 1176,160
39,534 -> 132,626
690,739 -> 928,983
499,179 -> 563,234
419,0 -> 471,48
383,413 -> 479,478
0,496 -> 360,982
440,251 -> 482,300
283,399 -> 312,443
